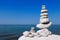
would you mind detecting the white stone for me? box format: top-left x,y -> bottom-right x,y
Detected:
42,5 -> 46,10
28,34 -> 34,37
18,34 -> 60,40
36,22 -> 52,29
37,29 -> 52,37
40,18 -> 50,23
31,32 -> 38,36
30,27 -> 35,33
40,13 -> 48,16
23,31 -> 30,37
40,16 -> 48,18
41,9 -> 48,13
41,5 -> 48,13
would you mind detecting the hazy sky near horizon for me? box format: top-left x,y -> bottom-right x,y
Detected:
0,0 -> 60,24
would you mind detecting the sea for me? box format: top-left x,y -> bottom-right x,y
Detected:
0,25 -> 60,40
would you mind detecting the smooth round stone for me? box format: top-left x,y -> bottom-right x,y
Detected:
36,22 -> 52,29
23,31 -> 30,37
41,9 -> 48,13
18,34 -> 60,40
40,16 -> 48,18
40,18 -> 50,23
40,13 -> 48,16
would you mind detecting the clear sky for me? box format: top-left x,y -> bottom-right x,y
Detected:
0,0 -> 60,24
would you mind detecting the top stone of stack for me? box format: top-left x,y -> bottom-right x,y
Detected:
41,5 -> 48,13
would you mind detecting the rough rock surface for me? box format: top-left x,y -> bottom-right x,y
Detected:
18,34 -> 60,40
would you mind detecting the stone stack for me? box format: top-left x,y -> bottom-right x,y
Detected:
18,5 -> 60,40
36,5 -> 52,37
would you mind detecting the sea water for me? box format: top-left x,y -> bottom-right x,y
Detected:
0,25 -> 60,40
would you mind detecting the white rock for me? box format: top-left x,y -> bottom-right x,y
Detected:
37,29 -> 52,37
36,22 -> 52,29
41,9 -> 48,13
40,18 -> 50,23
31,33 -> 38,36
40,16 -> 48,18
40,13 -> 48,16
41,5 -> 48,13
18,34 -> 60,40
28,34 -> 34,37
23,31 -> 30,37
30,27 -> 35,33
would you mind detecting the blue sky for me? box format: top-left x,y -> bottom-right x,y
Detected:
0,0 -> 60,24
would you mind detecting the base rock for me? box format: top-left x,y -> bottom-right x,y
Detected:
18,34 -> 60,40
